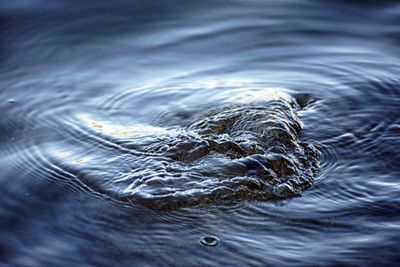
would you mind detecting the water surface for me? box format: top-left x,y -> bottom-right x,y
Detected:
1,0 -> 400,266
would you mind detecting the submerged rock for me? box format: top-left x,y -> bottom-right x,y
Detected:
200,236 -> 220,246
74,98 -> 320,209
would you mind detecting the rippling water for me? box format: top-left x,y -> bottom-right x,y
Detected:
1,0 -> 400,266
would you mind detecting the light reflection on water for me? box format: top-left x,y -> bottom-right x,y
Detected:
1,0 -> 400,266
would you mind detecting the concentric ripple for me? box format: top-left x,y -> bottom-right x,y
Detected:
2,0 -> 400,265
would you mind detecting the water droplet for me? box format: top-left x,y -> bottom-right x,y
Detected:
200,236 -> 220,246
8,98 -> 15,103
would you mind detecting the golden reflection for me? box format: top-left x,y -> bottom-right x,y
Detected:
74,158 -> 90,164
89,120 -> 133,137
78,114 -> 173,138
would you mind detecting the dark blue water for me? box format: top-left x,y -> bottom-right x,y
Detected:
1,0 -> 400,266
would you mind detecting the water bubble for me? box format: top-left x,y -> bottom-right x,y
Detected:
200,236 -> 220,246
8,98 -> 15,103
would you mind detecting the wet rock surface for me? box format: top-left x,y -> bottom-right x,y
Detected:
109,98 -> 321,209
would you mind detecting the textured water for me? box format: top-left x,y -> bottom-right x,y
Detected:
1,0 -> 400,266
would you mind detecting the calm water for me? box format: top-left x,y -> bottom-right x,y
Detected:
1,0 -> 400,266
